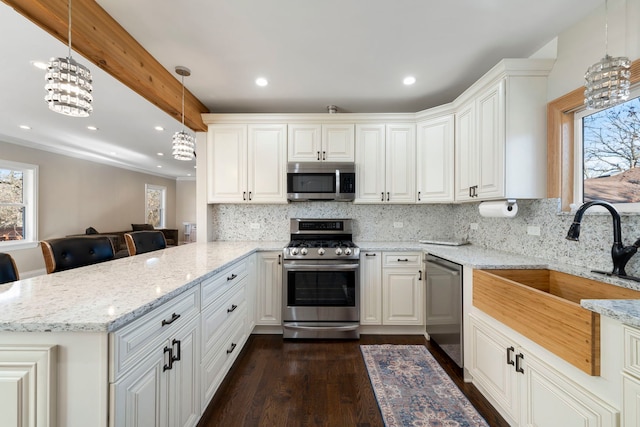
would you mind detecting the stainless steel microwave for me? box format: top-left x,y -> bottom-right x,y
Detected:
287,162 -> 356,201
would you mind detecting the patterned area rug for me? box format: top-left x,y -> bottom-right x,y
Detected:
361,344 -> 489,427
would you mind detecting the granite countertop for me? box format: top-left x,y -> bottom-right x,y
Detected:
2,240 -> 639,332
0,241 -> 286,333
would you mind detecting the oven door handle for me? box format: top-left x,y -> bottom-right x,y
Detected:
283,264 -> 359,271
283,324 -> 360,331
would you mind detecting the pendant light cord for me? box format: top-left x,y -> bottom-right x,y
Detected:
181,74 -> 185,132
67,0 -> 72,59
605,0 -> 609,56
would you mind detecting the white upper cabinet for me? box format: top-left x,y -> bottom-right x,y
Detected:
208,124 -> 287,204
453,59 -> 553,202
417,114 -> 455,203
288,124 -> 355,162
355,123 -> 416,204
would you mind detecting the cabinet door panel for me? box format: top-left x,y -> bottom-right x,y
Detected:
256,252 -> 282,325
322,124 -> 355,162
522,353 -> 618,427
248,124 -> 287,203
207,125 -> 247,203
360,252 -> 382,325
417,115 -> 454,203
383,270 -> 422,324
477,81 -> 505,199
355,124 -> 386,203
169,317 -> 200,427
385,124 -> 416,203
288,124 -> 321,162
455,101 -> 476,201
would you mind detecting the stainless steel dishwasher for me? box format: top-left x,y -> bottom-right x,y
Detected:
424,254 -> 463,367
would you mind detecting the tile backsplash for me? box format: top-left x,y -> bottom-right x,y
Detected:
210,198 -> 640,276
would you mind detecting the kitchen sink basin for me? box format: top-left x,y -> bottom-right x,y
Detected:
473,269 -> 640,376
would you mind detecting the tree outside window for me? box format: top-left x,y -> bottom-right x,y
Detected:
581,96 -> 640,204
145,184 -> 166,228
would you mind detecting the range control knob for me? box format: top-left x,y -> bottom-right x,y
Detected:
291,248 -> 299,255
335,247 -> 343,255
300,248 -> 308,255
344,248 -> 352,256
317,248 -> 325,256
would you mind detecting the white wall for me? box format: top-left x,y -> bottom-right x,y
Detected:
0,140 -> 177,275
176,178 -> 196,243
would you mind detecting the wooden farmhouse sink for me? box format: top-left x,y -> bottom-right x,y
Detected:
473,269 -> 640,376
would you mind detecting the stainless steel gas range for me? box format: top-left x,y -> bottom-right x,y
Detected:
282,218 -> 360,339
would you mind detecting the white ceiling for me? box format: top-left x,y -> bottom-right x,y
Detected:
1,0 -> 603,178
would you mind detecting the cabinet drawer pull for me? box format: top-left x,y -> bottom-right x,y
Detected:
227,273 -> 238,281
418,270 -> 422,281
397,258 -> 409,262
386,192 -> 390,201
515,353 -> 525,374
243,191 -> 247,201
226,343 -> 237,354
418,191 -> 421,201
172,339 -> 181,362
507,346 -> 515,366
249,191 -> 252,201
365,253 -> 377,257
317,151 -> 320,161
227,304 -> 238,313
278,254 -> 281,265
322,151 -> 326,161
161,312 -> 181,327
163,346 -> 173,371
381,192 -> 384,201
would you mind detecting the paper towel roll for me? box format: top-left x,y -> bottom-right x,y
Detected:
478,200 -> 518,218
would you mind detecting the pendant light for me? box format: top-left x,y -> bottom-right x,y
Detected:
172,66 -> 195,161
584,0 -> 630,110
44,0 -> 93,117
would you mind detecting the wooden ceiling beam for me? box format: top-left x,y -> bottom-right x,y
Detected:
3,0 -> 209,132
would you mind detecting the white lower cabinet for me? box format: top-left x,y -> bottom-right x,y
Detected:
111,314 -> 200,427
623,326 -> 640,427
0,345 -> 57,427
470,313 -> 618,427
255,251 -> 282,325
360,251 -> 423,326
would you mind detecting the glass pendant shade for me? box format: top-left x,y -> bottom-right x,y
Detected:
172,130 -> 195,161
45,56 -> 93,117
44,0 -> 93,117
584,54 -> 631,109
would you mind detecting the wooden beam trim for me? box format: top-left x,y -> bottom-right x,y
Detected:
3,0 -> 208,132
547,58 -> 640,209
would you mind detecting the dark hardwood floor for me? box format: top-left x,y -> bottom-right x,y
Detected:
197,334 -> 509,427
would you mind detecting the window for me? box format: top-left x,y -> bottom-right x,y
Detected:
0,160 -> 38,249
145,184 -> 166,228
574,88 -> 640,211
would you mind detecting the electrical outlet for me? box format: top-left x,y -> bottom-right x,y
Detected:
527,226 -> 541,236
470,223 -> 479,230
250,223 -> 260,230
393,222 -> 403,228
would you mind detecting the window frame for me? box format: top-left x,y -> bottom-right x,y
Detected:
547,58 -> 640,212
145,184 -> 166,229
0,159 -> 39,250
572,88 -> 640,212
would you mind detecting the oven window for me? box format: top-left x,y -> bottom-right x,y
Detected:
287,270 -> 356,306
288,173 -> 336,193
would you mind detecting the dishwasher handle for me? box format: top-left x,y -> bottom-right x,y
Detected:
425,258 -> 461,276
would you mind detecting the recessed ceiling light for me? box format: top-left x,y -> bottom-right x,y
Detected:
403,76 -> 416,86
157,165 -> 162,168
157,152 -> 164,156
19,125 -> 31,130
255,77 -> 268,87
110,151 -> 117,156
87,125 -> 98,131
187,173 -> 192,177
154,126 -> 164,131
30,60 -> 48,70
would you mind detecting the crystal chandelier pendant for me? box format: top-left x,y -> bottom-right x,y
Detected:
584,54 -> 631,110
45,56 -> 93,117
172,66 -> 195,161
44,0 -> 93,117
172,130 -> 195,161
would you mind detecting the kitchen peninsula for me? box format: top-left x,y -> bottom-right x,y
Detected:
2,241 -> 640,426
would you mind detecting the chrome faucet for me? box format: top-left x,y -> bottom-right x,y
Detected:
566,200 -> 640,277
